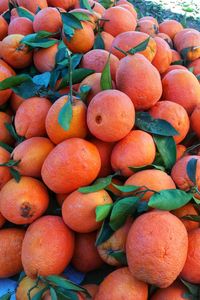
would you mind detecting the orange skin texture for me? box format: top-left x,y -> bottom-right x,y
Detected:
47,0 -> 76,10
111,31 -> 157,61
78,73 -> 115,104
176,144 -> 186,160
0,0 -> 8,14
0,16 -> 8,41
172,203 -> 199,232
15,97 -> 52,138
90,138 -> 115,178
33,7 -> 62,34
152,37 -> 172,74
191,104 -> 200,137
162,69 -> 200,114
8,17 -> 34,35
126,211 -> 188,288
46,96 -> 88,144
118,4 -> 137,19
34,43 -> 58,73
0,177 -> 49,225
0,59 -> 16,106
111,130 -> 156,177
149,100 -> 190,144
0,147 -> 11,190
0,212 -> 5,228
156,32 -> 173,48
81,49 -> 119,81
62,189 -> 112,232
1,34 -> 33,69
137,20 -> 158,36
139,16 -> 159,26
188,58 -> 200,76
171,49 -> 182,63
94,267 -> 148,300
10,93 -> 25,112
22,215 -> 75,278
0,228 -> 25,278
0,112 -> 14,145
116,54 -> 162,110
16,276 -> 45,300
87,89 -> 135,142
17,0 -> 48,13
63,21 -> 95,53
175,30 -> 200,61
161,65 -> 188,79
72,232 -> 103,272
159,20 -> 183,39
12,137 -> 54,178
41,138 -> 101,194
125,169 -> 176,201
101,7 -> 137,37
173,28 -> 199,46
150,281 -> 187,300
97,218 -> 133,266
100,31 -> 114,52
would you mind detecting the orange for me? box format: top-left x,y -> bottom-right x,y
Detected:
15,97 -> 52,138
10,7 -> 35,21
81,49 -> 119,80
162,69 -> 200,114
111,31 -> 157,61
0,228 -> 25,278
69,8 -> 99,30
152,37 -> 172,74
17,0 -> 48,13
188,58 -> 200,77
45,96 -> 88,144
149,100 -> 190,144
0,59 -> 16,106
161,64 -> 188,79
159,19 -> 183,39
0,212 -> 5,228
8,17 -> 34,35
62,189 -> 112,232
0,146 -> 11,190
72,232 -> 103,272
87,89 -> 135,142
175,30 -> 200,61
150,281 -> 188,300
171,49 -> 182,63
137,19 -> 158,36
172,203 -> 199,232
0,0 -> 8,14
116,53 -> 162,110
10,93 -> 25,112
111,130 -> 156,177
125,169 -> 176,201
100,31 -> 114,52
0,15 -> 8,41
0,112 -> 14,145
156,32 -> 173,48
94,267 -> 148,300
88,0 -> 105,16
181,228 -> 200,283
16,276 -> 45,300
101,6 -> 137,37
139,16 -> 159,27
117,4 -> 137,19
21,215 -> 74,278
1,34 -> 33,69
0,177 -> 49,224
191,104 -> 200,137
33,43 -> 58,73
33,7 -> 62,34
176,144 -> 186,160
126,211 -> 188,288
41,138 -> 101,194
173,28 -> 199,47
47,0 -> 76,10
12,137 -> 54,178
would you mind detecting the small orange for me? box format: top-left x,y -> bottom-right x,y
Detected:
8,17 -> 34,35
0,112 -> 14,145
17,0 -> 48,13
0,146 -> 11,190
176,144 -> 186,160
33,7 -> 62,33
33,43 -> 58,73
156,32 -> 173,48
16,276 -> 45,300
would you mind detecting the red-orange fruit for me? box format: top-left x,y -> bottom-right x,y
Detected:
175,30 -> 200,61
100,31 -> 114,52
156,32 -> 173,48
0,112 -> 14,145
172,203 -> 199,232
33,43 -> 58,73
0,147 -> 11,190
171,49 -> 182,63
173,28 -> 199,47
188,58 -> 200,77
126,211 -> 188,288
8,17 -> 34,35
191,104 -> 200,137
41,138 -> 101,194
0,59 -> 16,106
17,0 -> 48,13
152,37 -> 172,74
47,0 -> 76,10
0,0 -> 9,14
139,16 -> 159,26
33,7 -> 62,33
117,4 -> 137,19
161,65 -> 188,79
176,144 -> 186,161
116,53 -> 162,110
150,281 -> 188,300
137,19 -> 158,36
21,215 -> 74,278
159,19 -> 183,39
0,15 -> 8,41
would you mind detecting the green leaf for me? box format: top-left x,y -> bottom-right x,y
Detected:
129,164 -> 165,172
2,10 -> 11,23
109,250 -> 127,265
80,0 -> 93,12
127,37 -> 150,55
32,288 -> 49,300
181,215 -> 200,222
181,46 -> 200,60
50,287 -> 58,300
70,11 -> 90,21
12,81 -> 43,99
62,12 -> 83,29
4,123 -> 25,143
45,276 -> 88,294
0,159 -> 20,167
33,72 -> 51,88
111,184 -> 140,193
16,7 -> 34,21
186,158 -> 198,185
181,279 -> 200,297
153,135 -> 176,170
71,54 -> 83,69
182,6 -> 194,12
96,218 -> 114,246
0,74 -> 31,90
58,99 -> 73,131
193,196 -> 200,204
0,142 -> 13,153
58,69 -> 95,89
10,168 -> 21,183
171,60 -> 184,65
96,203 -> 113,222
135,112 -> 179,136
0,293 -> 11,300
109,197 -> 139,231
99,0 -> 113,9
56,290 -> 78,300
78,174 -> 114,193
148,189 -> 193,210
196,74 -> 200,81
21,31 -> 58,48
17,271 -> 26,283
79,85 -> 91,102
94,33 -> 105,50
100,55 -> 112,90
63,24 -> 75,41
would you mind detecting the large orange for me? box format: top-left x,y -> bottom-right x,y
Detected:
0,59 -> 16,106
150,281 -> 187,300
8,17 -> 34,35
152,37 -> 172,74
33,43 -> 58,73
41,138 -> 101,193
21,215 -> 74,278
190,103 -> 200,137
0,15 -> 8,41
159,20 -> 183,39
0,112 -> 14,145
172,203 -> 199,232
126,211 -> 188,287
33,7 -> 62,33
17,0 -> 48,13
0,146 -> 11,190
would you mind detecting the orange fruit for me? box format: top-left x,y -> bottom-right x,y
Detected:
176,144 -> 186,160
175,30 -> 200,61
0,177 -> 49,224
0,15 -> 8,41
21,215 -> 74,278
0,228 -> 25,278
117,4 -> 137,19
33,7 -> 62,33
12,137 -> 54,178
111,130 -> 156,177
62,189 -> 112,232
162,69 -> 200,114
116,53 -> 162,110
8,17 -> 34,35
72,232 -> 103,272
10,93 -> 25,112
0,112 -> 14,145
45,96 -> 88,144
47,0 -> 76,10
41,138 -> 101,194
152,37 -> 172,74
188,58 -> 200,78
172,203 -> 199,232
0,59 -> 16,106
156,32 -> 173,48
161,65 -> 188,78
101,6 -> 137,37
0,0 -> 9,14
125,169 -> 176,201
171,49 -> 182,63
88,0 -> 105,16
100,31 -> 114,52
15,97 -> 52,138
126,211 -> 188,288
17,0 -> 48,13
10,7 -> 35,21
87,89 -> 135,142
81,49 -> 119,80
139,16 -> 159,27
33,43 -> 58,73
173,28 -> 199,47
16,276 -> 45,300
111,31 -> 157,61
149,101 -> 190,144
1,34 -> 33,69
150,281 -> 187,300
0,146 -> 11,190
137,19 -> 158,36
69,8 -> 99,30
159,20 -> 183,39
0,212 -> 5,228
191,104 -> 200,137
94,267 -> 148,300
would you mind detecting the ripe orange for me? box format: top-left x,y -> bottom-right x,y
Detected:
176,144 -> 186,160
139,16 -> 159,27
33,43 -> 58,73
171,49 -> 182,63
150,281 -> 187,300
100,31 -> 114,52
152,37 -> 172,74
8,17 -> 34,35
0,146 -> 11,190
117,4 -> 137,19
17,0 -> 48,13
156,32 -> 173,48
0,112 -> 14,145
0,0 -> 8,14
188,58 -> 200,78
172,203 -> 199,232
190,104 -> 200,137
0,15 -> 8,41
47,0 -> 76,10
159,19 -> 183,39
161,65 -> 188,79
16,276 -> 45,300
33,7 -> 62,33
0,59 -> 16,106
137,19 -> 158,36
174,30 -> 200,61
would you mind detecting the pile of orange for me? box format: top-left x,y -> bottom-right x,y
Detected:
0,0 -> 200,299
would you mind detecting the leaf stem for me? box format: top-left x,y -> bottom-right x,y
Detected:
67,49 -> 73,104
